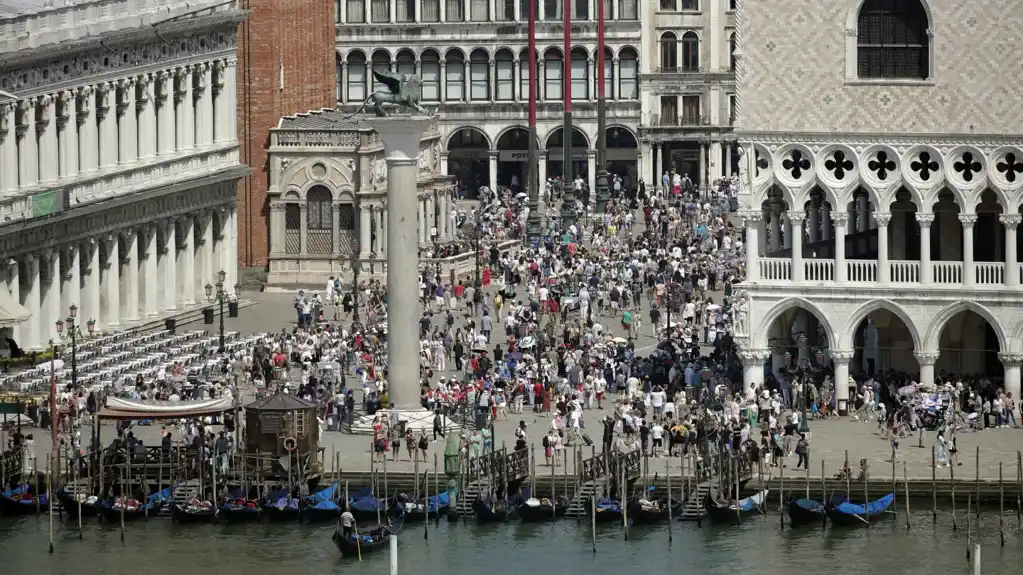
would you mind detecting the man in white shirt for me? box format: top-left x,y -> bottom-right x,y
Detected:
650,386 -> 666,418
650,421 -> 665,456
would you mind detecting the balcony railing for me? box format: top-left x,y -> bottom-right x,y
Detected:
757,258 -> 1018,288
645,113 -> 707,127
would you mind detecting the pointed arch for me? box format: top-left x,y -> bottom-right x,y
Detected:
842,299 -> 922,351
751,297 -> 837,351
923,300 -> 1007,353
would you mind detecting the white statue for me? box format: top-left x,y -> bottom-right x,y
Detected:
374,158 -> 387,182
732,289 -> 749,336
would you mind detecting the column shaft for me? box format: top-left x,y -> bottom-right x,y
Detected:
1003,216 -> 1020,286
26,257 -> 42,350
197,63 -> 215,147
961,214 -> 976,286
137,75 -> 157,159
97,84 -> 118,169
18,100 -> 38,188
834,216 -> 847,282
144,227 -> 159,316
38,96 -> 58,184
0,104 -> 16,192
181,217 -> 196,306
122,232 -> 140,322
117,79 -> 138,165
103,237 -> 120,329
85,243 -> 101,329
875,213 -> 890,283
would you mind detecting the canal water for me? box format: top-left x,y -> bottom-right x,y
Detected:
1,511 -> 1020,575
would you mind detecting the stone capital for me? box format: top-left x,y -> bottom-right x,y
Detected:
829,212 -> 848,225
872,212 -> 892,227
787,212 -> 806,225
999,214 -> 1022,229
998,352 -> 1023,368
914,351 -> 940,366
915,212 -> 935,227
958,213 -> 978,227
831,350 -> 855,362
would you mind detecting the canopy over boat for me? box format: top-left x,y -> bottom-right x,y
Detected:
99,396 -> 235,420
833,493 -> 894,516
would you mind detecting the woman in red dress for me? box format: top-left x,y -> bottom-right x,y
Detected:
482,265 -> 491,287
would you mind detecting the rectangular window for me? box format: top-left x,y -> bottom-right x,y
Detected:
446,61 -> 465,100
659,0 -> 674,10
336,61 -> 343,101
348,62 -> 367,101
470,0 -> 488,21
570,56 -> 588,99
520,0 -> 536,20
682,95 -> 701,124
728,94 -> 736,125
347,0 -> 366,22
602,0 -> 612,18
618,0 -> 637,19
519,58 -> 531,100
544,0 -> 562,20
422,60 -> 441,101
659,96 -> 678,125
496,58 -> 515,100
601,57 -> 613,98
572,0 -> 588,19
422,0 -> 440,20
335,0 -> 342,22
619,57 -> 637,98
446,0 -> 464,20
545,58 -> 563,100
470,59 -> 489,101
496,0 -> 514,20
680,0 -> 698,10
397,59 -> 415,77
371,0 -> 389,22
396,0 -> 415,21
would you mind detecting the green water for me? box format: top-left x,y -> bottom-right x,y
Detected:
1,511 -> 1020,575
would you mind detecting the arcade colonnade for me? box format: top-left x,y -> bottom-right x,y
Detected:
1,206 -> 237,351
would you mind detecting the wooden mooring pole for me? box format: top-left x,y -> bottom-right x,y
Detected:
975,446 -> 981,522
951,457 -> 958,531
999,461 -> 1005,547
966,494 -> 972,560
931,448 -> 937,523
903,461 -> 910,530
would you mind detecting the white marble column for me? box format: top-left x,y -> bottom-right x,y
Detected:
44,251 -> 60,342
488,152 -> 498,193
833,213 -> 848,282
156,72 -> 175,155
179,216 -> 196,306
789,212 -> 804,281
0,103 -> 17,193
833,351 -> 853,415
379,203 -> 388,253
143,225 -> 159,317
97,84 -> 118,169
709,141 -> 722,183
136,74 -> 157,159
176,66 -> 195,151
365,116 -> 432,410
200,212 -> 215,298
359,205 -> 372,257
24,256 -> 41,351
58,90 -> 79,180
418,197 -> 427,244
213,61 -> 230,143
743,211 -> 761,281
874,212 -> 891,283
224,206 -> 237,291
196,62 -> 215,148
587,151 -> 597,206
17,100 -> 38,188
122,230 -> 140,323
1002,214 -> 1020,287
916,213 -> 933,283
117,78 -> 138,165
960,213 -> 977,286
224,60 -> 237,143
915,351 -> 938,387
1000,353 -> 1022,414
78,86 -> 98,173
83,240 -> 101,330
102,236 -> 121,330
6,259 -> 20,344
268,202 -> 284,255
64,246 -> 81,318
37,95 -> 59,184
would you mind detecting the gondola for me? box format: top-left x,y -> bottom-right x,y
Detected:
219,499 -> 262,523
787,498 -> 827,527
0,486 -> 47,516
98,496 -> 164,522
474,496 -> 517,523
517,496 -> 569,523
589,499 -> 625,523
332,523 -> 394,558
56,490 -> 101,518
827,493 -> 895,527
393,492 -> 449,521
170,500 -> 218,524
302,482 -> 342,523
262,489 -> 303,523
347,494 -> 388,521
704,489 -> 768,524
629,497 -> 679,525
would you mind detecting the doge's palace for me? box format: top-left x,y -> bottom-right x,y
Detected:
733,0 -> 1023,412
0,0 -> 249,352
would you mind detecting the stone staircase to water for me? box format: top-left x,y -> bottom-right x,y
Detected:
678,480 -> 712,522
565,480 -> 597,518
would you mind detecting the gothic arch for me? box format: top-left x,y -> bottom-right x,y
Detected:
280,157 -> 355,199
841,299 -> 922,351
751,297 -> 837,350
923,300 -> 1008,353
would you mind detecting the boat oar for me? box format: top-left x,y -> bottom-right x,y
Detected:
355,520 -> 362,562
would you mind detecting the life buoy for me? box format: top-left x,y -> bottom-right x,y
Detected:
284,437 -> 297,452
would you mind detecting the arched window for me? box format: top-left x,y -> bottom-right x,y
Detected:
445,50 -> 465,101
284,198 -> 301,255
681,31 -> 699,71
618,48 -> 638,99
596,47 -> 614,99
396,50 -> 416,76
728,32 -> 736,71
346,52 -> 367,102
519,49 -> 539,101
335,53 -> 343,102
618,0 -> 637,20
570,48 -> 589,100
370,50 -> 391,93
543,48 -> 563,100
306,186 -> 334,255
659,32 -> 677,71
857,0 -> 929,80
421,50 -> 441,101
495,49 -> 515,101
469,49 -> 490,101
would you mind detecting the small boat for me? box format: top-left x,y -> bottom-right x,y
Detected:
704,489 -> 769,524
302,482 -> 341,523
827,493 -> 895,527
394,492 -> 449,521
348,494 -> 388,521
98,494 -> 164,522
590,499 -> 625,523
517,496 -> 569,523
171,500 -> 218,524
629,497 -> 679,525
0,486 -> 47,516
56,491 -> 101,518
262,493 -> 303,522
332,523 -> 393,558
788,498 -> 827,527
474,496 -> 516,523
219,499 -> 262,523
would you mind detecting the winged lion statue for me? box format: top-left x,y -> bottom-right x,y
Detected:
348,68 -> 434,117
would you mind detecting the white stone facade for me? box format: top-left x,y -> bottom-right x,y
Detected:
333,0 -> 642,194
265,109 -> 452,286
0,0 -> 248,351
733,0 -> 1023,410
638,0 -> 737,187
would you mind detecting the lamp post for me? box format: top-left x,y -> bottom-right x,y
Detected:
469,214 -> 484,287
204,270 -> 231,353
53,304 -> 94,488
343,254 -> 369,333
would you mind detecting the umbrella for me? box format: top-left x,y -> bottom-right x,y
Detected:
613,337 -> 628,344
520,336 -> 537,349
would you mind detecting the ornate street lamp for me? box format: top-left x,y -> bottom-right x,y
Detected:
53,304 -> 94,492
205,270 -> 228,353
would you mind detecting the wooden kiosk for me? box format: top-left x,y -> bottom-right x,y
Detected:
242,391 -> 322,487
